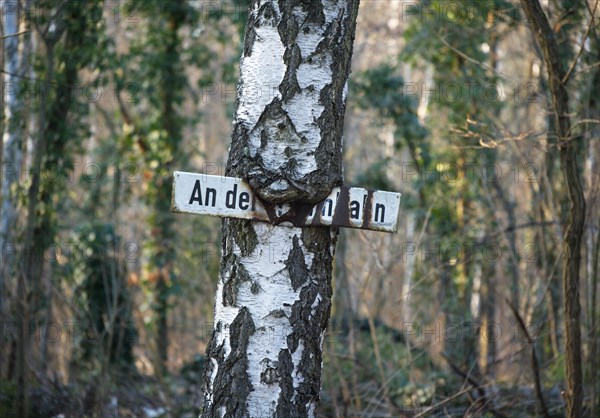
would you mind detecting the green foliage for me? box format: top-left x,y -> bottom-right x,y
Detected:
63,222 -> 137,370
402,0 -> 507,129
115,3 -> 195,343
113,0 -> 243,372
0,380 -> 17,417
354,64 -> 427,149
352,64 -> 428,196
27,0 -> 109,243
353,158 -> 394,191
350,0 -> 523,387
322,323 -> 454,413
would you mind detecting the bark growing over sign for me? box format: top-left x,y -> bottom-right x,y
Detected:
201,0 -> 359,416
227,0 -> 359,204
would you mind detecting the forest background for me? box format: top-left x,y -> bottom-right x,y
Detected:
1,0 -> 599,416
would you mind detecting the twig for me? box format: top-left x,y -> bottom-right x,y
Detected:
1,30 -> 29,40
572,60 -> 600,79
566,118 -> 600,137
506,299 -> 551,418
562,0 -> 599,85
413,384 -> 490,418
436,35 -> 519,83
442,354 -> 508,418
364,315 -> 397,416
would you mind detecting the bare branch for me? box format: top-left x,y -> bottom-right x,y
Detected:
507,299 -> 551,418
562,0 -> 599,85
0,30 -> 29,40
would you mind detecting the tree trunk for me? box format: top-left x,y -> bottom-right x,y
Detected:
521,1 -> 587,417
17,36 -> 54,418
586,33 -> 600,418
1,0 -> 26,305
481,260 -> 496,378
153,8 -> 185,374
200,1 -> 359,416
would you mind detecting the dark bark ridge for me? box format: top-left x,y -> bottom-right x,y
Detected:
228,0 -> 360,205
221,219 -> 260,306
230,219 -> 259,257
201,308 -> 256,418
276,228 -> 336,417
285,235 -> 310,291
222,254 -> 253,307
201,222 -> 258,417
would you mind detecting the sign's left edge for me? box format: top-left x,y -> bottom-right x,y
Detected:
171,171 -> 181,213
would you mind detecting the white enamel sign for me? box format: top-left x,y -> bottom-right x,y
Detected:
171,171 -> 401,233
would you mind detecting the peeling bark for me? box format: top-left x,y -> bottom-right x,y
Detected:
201,1 -> 359,416
227,0 -> 359,204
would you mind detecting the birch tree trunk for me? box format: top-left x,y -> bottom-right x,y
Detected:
2,1 -> 29,407
1,0 -> 26,299
201,1 -> 359,416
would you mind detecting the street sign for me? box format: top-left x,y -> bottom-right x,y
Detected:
171,171 -> 401,233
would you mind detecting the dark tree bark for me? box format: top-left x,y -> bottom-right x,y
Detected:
585,26 -> 600,417
153,5 -> 186,374
520,1 -> 587,417
200,1 -> 360,416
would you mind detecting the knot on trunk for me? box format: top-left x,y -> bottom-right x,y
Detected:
241,99 -> 340,205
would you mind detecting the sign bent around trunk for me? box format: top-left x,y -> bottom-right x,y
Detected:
172,171 -> 401,233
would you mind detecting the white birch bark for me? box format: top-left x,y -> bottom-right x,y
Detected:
201,1 -> 360,417
1,0 -> 26,296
